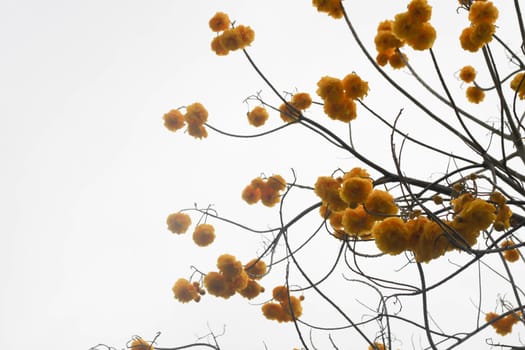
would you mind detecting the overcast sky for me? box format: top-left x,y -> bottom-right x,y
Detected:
1,1 -> 523,349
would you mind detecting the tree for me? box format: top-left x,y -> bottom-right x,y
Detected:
98,0 -> 525,349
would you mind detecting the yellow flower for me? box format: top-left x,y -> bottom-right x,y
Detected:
267,174 -> 287,191
247,106 -> 269,127
406,22 -> 436,50
217,254 -> 244,279
316,76 -> 344,101
291,92 -> 313,110
501,240 -> 520,262
342,73 -> 369,100
466,86 -> 485,103
185,102 -> 208,125
323,98 -> 357,122
192,223 -> 216,247
469,22 -> 495,46
172,278 -> 199,303
339,177 -> 373,208
272,285 -> 289,302
510,72 -> 525,99
279,102 -> 299,123
453,198 -> 496,232
314,176 -> 347,212
312,0 -> 343,19
459,26 -> 483,52
242,184 -> 261,204
186,122 -> 208,139
211,35 -> 229,56
393,12 -> 421,41
204,271 -> 236,299
209,12 -> 230,32
220,28 -> 243,51
262,302 -> 287,322
407,0 -> 432,23
238,279 -> 264,299
375,30 -> 403,53
236,25 -> 255,47
368,343 -> 386,350
376,51 -> 391,66
166,212 -> 191,234
364,189 -> 398,219
244,258 -> 267,279
343,167 -> 370,179
130,337 -> 152,350
469,1 -> 498,25
341,205 -> 375,237
459,65 -> 476,83
163,109 -> 185,132
486,311 -> 519,336
388,51 -> 408,69
494,203 -> 512,231
373,217 -> 411,255
407,217 -> 449,262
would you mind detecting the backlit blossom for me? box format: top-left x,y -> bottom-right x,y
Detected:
339,177 -> 373,208
242,184 -> 261,204
238,279 -> 264,299
217,254 -> 244,279
186,122 -> 208,139
166,212 -> 192,234
211,35 -> 229,56
130,338 -> 152,350
185,102 -> 208,125
460,26 -> 482,52
314,176 -> 347,212
501,240 -> 520,262
466,86 -> 485,103
388,51 -> 408,69
407,0 -> 432,23
373,217 -> 411,255
510,72 -> 525,99
247,106 -> 269,127
469,1 -> 498,25
172,278 -> 199,303
244,258 -> 267,279
486,311 -> 520,336
209,12 -> 230,32
204,271 -> 236,299
291,92 -> 313,110
316,76 -> 344,101
312,0 -> 343,19
342,73 -> 369,100
459,65 -> 476,83
406,22 -> 436,50
341,205 -> 375,237
323,98 -> 357,122
163,109 -> 185,132
365,189 -> 398,219
192,223 -> 216,247
267,174 -> 287,192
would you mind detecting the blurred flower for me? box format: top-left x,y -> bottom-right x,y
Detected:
209,12 -> 230,32
166,212 -> 192,234
172,278 -> 199,303
192,223 -> 216,247
247,106 -> 269,127
373,217 -> 411,255
466,86 -> 485,103
163,109 -> 185,132
459,65 -> 476,83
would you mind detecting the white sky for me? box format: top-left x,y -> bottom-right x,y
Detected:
1,1 -> 523,349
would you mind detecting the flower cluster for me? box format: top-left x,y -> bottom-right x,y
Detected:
374,20 -> 407,69
485,311 -> 521,336
278,92 -> 313,123
392,0 -> 436,51
172,278 -> 202,303
209,12 -> 254,56
203,254 -> 265,300
241,175 -> 287,207
459,1 -> 498,52
510,72 -> 525,100
262,286 -> 303,322
163,102 -> 209,139
315,168 -> 398,239
316,74 -> 368,122
312,0 -> 343,19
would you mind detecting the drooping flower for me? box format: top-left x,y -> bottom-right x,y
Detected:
247,106 -> 269,127
163,109 -> 185,132
459,26 -> 483,52
316,76 -> 344,101
166,212 -> 192,234
406,22 -> 436,50
469,1 -> 498,25
211,35 -> 229,56
172,278 -> 199,303
407,0 -> 432,23
238,279 -> 264,299
486,311 -> 520,336
364,189 -> 398,219
244,258 -> 267,279
209,12 -> 230,32
204,271 -> 236,299
186,122 -> 208,139
314,176 -> 347,212
500,240 -> 520,262
388,51 -> 408,69
130,337 -> 153,350
459,65 -> 476,83
339,177 -> 373,208
291,92 -> 313,110
312,0 -> 343,19
466,86 -> 485,103
242,184 -> 261,204
185,102 -> 208,125
323,98 -> 357,122
192,223 -> 216,247
510,72 -> 525,100
373,217 -> 411,255
341,205 -> 375,237
342,73 -> 369,100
